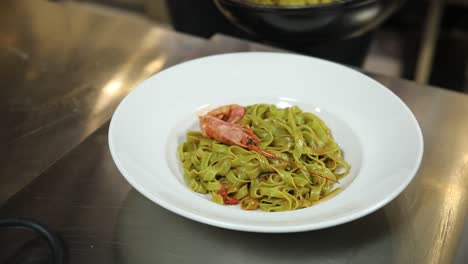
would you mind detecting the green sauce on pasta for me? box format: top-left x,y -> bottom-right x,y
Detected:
178,104 -> 350,212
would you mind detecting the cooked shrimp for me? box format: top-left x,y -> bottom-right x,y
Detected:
199,104 -> 338,183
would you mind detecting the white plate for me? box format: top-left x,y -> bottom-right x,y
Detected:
109,52 -> 423,233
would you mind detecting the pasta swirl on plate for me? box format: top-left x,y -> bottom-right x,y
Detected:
178,104 -> 349,212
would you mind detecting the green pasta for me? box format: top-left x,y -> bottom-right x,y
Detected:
246,0 -> 337,6
177,104 -> 350,212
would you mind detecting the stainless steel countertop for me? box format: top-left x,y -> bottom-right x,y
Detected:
0,0 -> 205,205
1,1 -> 467,263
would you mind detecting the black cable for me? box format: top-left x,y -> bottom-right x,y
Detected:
0,217 -> 64,264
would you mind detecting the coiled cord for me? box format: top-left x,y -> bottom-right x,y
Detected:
0,217 -> 64,264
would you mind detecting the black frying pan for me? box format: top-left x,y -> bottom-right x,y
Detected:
214,0 -> 406,43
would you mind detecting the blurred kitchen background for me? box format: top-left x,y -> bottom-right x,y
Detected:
56,0 -> 468,93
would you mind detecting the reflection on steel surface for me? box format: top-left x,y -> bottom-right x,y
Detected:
0,0 -> 205,204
